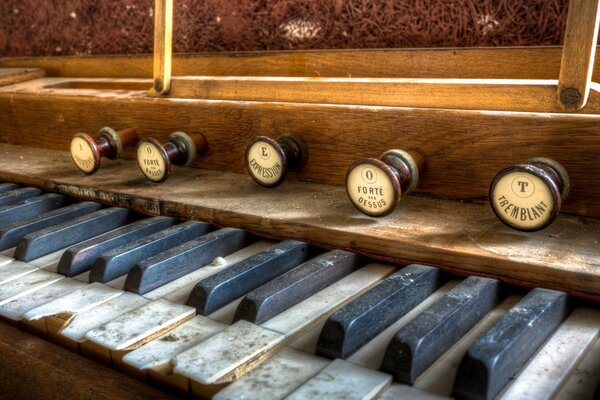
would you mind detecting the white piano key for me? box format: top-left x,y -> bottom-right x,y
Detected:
413,295 -> 522,395
0,269 -> 64,306
214,348 -> 329,400
30,248 -> 67,269
555,333 -> 600,400
0,252 -> 14,266
0,278 -> 86,320
123,315 -> 226,373
286,358 -> 392,400
174,263 -> 394,385
85,298 -> 195,351
22,282 -> 123,322
60,292 -> 150,342
0,260 -> 38,284
499,307 -> 600,400
379,384 -> 452,400
144,241 -> 272,303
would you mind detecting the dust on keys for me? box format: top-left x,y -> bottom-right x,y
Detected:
0,184 -> 598,399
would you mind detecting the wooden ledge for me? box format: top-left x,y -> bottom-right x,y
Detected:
0,144 -> 598,300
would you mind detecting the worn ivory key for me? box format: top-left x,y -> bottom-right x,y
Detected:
173,263 -> 394,385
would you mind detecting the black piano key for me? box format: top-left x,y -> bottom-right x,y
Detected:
187,240 -> 313,315
14,207 -> 132,262
234,249 -> 363,325
0,193 -> 67,227
57,216 -> 177,277
0,183 -> 20,193
381,276 -> 500,384
317,264 -> 441,360
0,187 -> 42,207
0,202 -> 103,251
125,227 -> 255,295
89,221 -> 211,283
452,288 -> 569,400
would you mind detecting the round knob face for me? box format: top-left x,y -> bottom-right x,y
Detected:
70,134 -> 99,174
246,138 -> 287,187
490,166 -> 560,231
137,139 -> 168,182
345,159 -> 400,217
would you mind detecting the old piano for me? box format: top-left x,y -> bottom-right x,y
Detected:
0,0 -> 599,399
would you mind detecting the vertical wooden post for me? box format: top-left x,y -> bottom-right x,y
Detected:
150,0 -> 173,96
558,0 -> 600,111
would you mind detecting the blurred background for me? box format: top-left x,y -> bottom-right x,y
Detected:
0,0 -> 568,57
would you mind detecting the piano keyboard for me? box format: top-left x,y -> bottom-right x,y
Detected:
0,183 -> 598,400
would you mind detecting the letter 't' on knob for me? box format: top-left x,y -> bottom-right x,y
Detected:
136,132 -> 206,183
245,135 -> 308,187
70,127 -> 137,174
346,149 -> 425,217
490,157 -> 570,231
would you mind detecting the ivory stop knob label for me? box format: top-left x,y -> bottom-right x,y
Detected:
346,162 -> 396,216
137,141 -> 167,182
246,140 -> 284,186
491,171 -> 554,230
70,136 -> 96,173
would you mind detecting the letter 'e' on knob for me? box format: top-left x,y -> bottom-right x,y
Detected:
245,135 -> 308,187
490,157 -> 570,231
136,132 -> 206,183
70,127 -> 137,174
345,149 -> 425,217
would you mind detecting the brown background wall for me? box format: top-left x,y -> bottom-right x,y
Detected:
0,0 -> 568,57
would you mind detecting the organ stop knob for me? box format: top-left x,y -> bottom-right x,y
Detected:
70,127 -> 137,174
346,149 -> 425,217
245,135 -> 308,187
490,157 -> 570,231
136,132 -> 206,183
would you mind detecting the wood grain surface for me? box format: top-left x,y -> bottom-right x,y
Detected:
1,79 -> 599,218
0,321 -> 176,400
0,144 -> 597,299
0,68 -> 45,87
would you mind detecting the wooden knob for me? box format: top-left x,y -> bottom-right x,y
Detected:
136,132 -> 206,183
346,149 -> 425,217
490,157 -> 570,231
70,127 -> 137,174
245,134 -> 308,187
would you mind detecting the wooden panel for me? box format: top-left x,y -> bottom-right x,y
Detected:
5,47 -> 600,80
0,68 -> 44,86
0,321 -> 176,399
0,82 -> 599,218
0,143 -> 597,299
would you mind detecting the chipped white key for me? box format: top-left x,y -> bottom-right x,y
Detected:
214,348 -> 329,400
85,298 -> 195,351
499,307 -> 600,400
174,263 -> 394,385
0,269 -> 63,306
379,384 -> 451,400
287,359 -> 392,400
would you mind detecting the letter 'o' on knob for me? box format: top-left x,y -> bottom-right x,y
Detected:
245,135 -> 308,187
346,149 -> 425,217
70,127 -> 137,174
136,132 -> 206,183
490,157 -> 570,231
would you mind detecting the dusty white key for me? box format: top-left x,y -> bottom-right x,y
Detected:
23,282 -> 123,323
30,248 -> 67,269
0,260 -> 39,284
85,298 -> 195,351
123,315 -> 225,373
556,334 -> 600,400
174,263 -> 394,385
379,384 -> 451,400
0,254 -> 13,266
144,241 -> 272,303
499,307 -> 600,400
0,269 -> 63,306
413,295 -> 521,395
214,348 -> 329,400
60,292 -> 150,342
287,358 -> 392,400
0,278 -> 86,320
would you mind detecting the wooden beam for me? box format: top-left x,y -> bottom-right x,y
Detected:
0,68 -> 45,87
150,0 -> 173,95
558,0 -> 600,110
